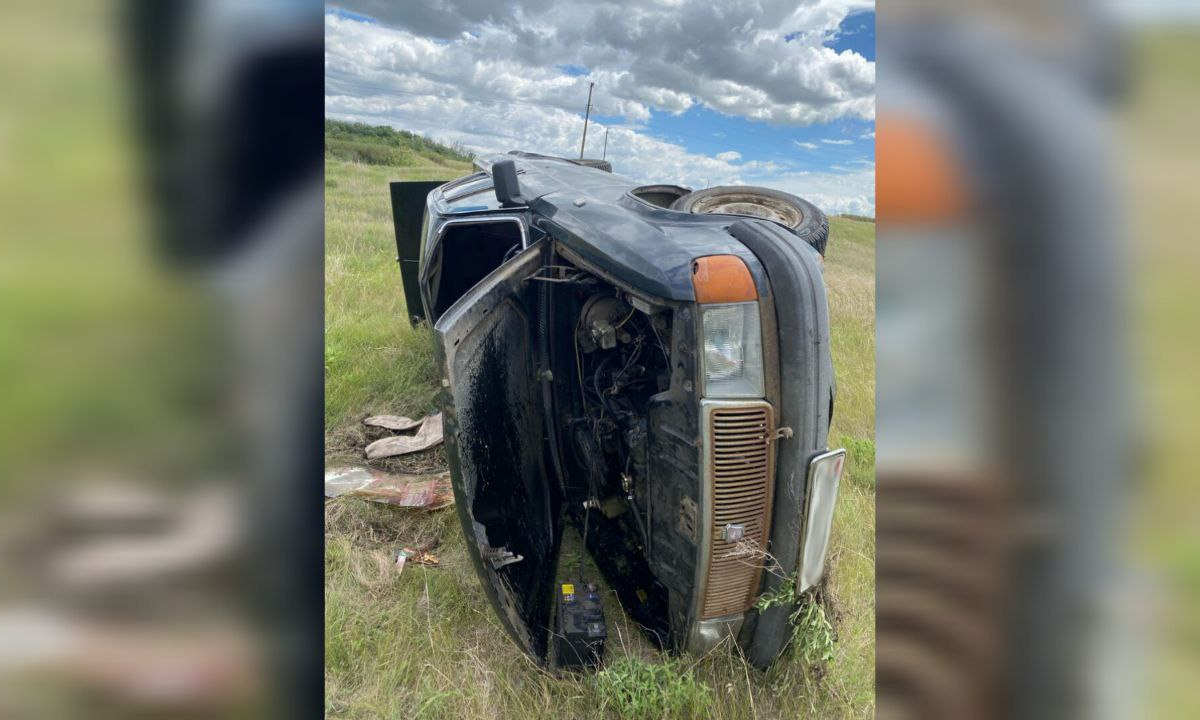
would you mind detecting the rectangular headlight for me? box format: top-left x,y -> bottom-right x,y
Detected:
797,448 -> 846,593
700,302 -> 764,398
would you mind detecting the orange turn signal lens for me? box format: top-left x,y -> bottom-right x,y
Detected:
877,114 -> 968,222
692,255 -> 757,304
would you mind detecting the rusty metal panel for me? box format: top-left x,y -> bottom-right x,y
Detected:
699,402 -> 776,620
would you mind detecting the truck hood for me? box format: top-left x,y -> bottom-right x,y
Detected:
479,153 -> 767,301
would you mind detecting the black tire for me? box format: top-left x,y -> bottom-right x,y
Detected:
631,184 -> 692,209
670,186 -> 829,255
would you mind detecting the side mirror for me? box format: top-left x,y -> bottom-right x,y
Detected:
493,159 -> 527,208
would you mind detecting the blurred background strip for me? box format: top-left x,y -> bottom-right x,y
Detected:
877,1 -> 1199,718
0,1 -> 324,718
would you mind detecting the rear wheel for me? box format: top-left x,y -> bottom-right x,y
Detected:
671,186 -> 829,255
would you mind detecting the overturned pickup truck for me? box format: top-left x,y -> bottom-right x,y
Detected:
389,152 -> 845,668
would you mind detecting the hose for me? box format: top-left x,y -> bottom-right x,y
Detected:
537,260 -> 567,489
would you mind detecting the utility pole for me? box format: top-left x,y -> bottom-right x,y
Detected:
602,128 -> 608,161
579,81 -> 594,159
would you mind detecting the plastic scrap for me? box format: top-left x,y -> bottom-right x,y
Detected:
364,412 -> 444,459
394,539 -> 441,576
324,466 -> 453,509
395,547 -> 440,572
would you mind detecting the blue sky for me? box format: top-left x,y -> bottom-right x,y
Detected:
584,11 -> 873,182
325,2 -> 876,214
825,9 -> 875,60
325,6 -> 376,25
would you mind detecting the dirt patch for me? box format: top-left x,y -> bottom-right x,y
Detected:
368,446 -> 447,474
325,496 -> 445,551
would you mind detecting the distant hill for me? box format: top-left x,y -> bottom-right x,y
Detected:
325,119 -> 475,168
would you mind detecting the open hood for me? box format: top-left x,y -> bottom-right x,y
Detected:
431,245 -> 562,661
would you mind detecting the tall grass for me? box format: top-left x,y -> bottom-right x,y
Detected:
325,120 -> 476,166
324,155 -> 875,718
324,159 -> 459,454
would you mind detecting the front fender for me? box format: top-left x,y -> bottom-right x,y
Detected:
729,219 -> 836,667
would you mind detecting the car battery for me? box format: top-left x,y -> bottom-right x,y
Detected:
554,579 -> 607,668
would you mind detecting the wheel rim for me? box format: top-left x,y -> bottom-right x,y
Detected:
690,192 -> 803,227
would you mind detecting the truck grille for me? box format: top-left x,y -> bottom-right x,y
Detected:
877,471 -> 1008,719
700,403 -> 775,620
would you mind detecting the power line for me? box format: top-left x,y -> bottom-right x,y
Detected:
324,73 -> 871,161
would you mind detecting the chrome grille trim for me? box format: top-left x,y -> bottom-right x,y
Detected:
696,400 -> 776,621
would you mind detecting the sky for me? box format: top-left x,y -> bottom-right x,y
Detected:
325,1 -> 876,216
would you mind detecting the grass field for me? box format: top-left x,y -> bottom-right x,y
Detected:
1127,30 -> 1200,719
325,151 -> 876,719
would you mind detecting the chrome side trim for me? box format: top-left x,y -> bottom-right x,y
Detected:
686,614 -> 745,655
797,448 -> 846,593
421,215 -> 530,278
433,215 -> 528,252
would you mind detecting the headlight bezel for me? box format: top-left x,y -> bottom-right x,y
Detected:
698,300 -> 766,399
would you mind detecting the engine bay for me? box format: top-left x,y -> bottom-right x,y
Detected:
570,291 -> 670,556
542,254 -> 702,648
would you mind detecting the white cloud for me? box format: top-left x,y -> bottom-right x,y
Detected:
324,1 -> 876,215
860,130 -> 875,139
768,167 -> 875,216
326,1 -> 874,126
327,91 -> 874,214
820,138 -> 853,145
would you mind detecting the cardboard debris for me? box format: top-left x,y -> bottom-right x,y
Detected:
324,466 -> 454,509
364,412 -> 444,459
362,414 -> 423,431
